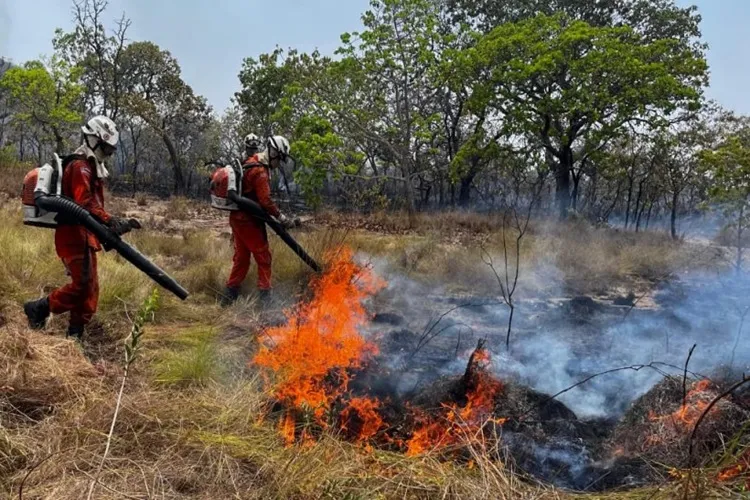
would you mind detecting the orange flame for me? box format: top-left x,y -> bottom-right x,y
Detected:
340,396 -> 385,443
648,379 -> 716,432
279,411 -> 296,446
406,348 -> 505,456
717,449 -> 750,486
253,246 -> 384,444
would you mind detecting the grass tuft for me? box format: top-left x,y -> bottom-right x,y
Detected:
154,326 -> 224,387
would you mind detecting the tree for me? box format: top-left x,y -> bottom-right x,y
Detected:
292,115 -> 363,207
216,106 -> 246,161
700,126 -> 750,272
287,0 -> 452,212
455,13 -> 707,217
654,123 -> 707,240
0,57 -> 83,154
53,0 -> 131,120
447,0 -> 703,49
236,48 -> 297,138
120,41 -> 212,195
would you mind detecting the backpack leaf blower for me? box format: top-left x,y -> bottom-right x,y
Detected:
209,161 -> 322,273
26,155 -> 190,300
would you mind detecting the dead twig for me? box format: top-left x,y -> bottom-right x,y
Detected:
730,305 -> 750,369
524,362 -> 673,419
19,447 -> 76,500
410,300 -> 500,359
682,344 -> 697,409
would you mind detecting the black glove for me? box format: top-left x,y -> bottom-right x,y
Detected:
108,217 -> 132,236
128,218 -> 142,230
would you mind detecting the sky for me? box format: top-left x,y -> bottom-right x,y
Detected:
1,0 -> 749,114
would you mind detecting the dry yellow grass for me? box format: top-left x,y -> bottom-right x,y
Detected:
0,161 -> 30,199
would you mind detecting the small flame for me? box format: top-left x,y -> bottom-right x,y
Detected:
279,411 -> 295,446
717,449 -> 750,486
406,348 -> 505,456
648,379 -> 716,432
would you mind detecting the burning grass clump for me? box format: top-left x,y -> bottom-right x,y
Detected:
250,247 -> 510,458
611,377 -> 749,468
400,343 -> 507,458
253,245 -> 385,446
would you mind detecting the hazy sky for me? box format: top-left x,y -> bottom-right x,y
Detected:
1,0 -> 748,114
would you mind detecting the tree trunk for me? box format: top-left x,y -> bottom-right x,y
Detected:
571,172 -> 581,212
555,151 -> 572,218
737,204 -> 745,274
162,133 -> 185,195
589,168 -> 598,210
633,180 -> 645,232
458,175 -> 474,207
131,146 -> 139,197
624,175 -> 634,230
53,128 -> 65,154
670,190 -> 679,240
459,157 -> 481,208
636,200 -> 648,232
401,170 -> 415,213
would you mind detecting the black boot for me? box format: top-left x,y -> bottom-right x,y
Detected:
258,289 -> 273,307
220,287 -> 240,307
67,324 -> 84,341
24,297 -> 50,330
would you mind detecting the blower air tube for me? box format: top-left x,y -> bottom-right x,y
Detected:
35,195 -> 190,300
227,191 -> 322,273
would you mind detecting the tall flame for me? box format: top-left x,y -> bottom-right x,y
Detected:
253,247 -> 506,455
253,246 -> 384,442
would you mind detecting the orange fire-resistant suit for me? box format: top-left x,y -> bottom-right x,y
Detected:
48,152 -> 111,328
226,152 -> 280,291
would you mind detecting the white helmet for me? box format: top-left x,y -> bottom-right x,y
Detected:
244,133 -> 260,150
267,135 -> 290,160
82,115 -> 119,162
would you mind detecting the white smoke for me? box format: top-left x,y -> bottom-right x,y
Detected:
357,251 -> 750,419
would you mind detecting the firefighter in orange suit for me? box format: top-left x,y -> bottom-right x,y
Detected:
24,116 -> 137,340
221,135 -> 292,306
